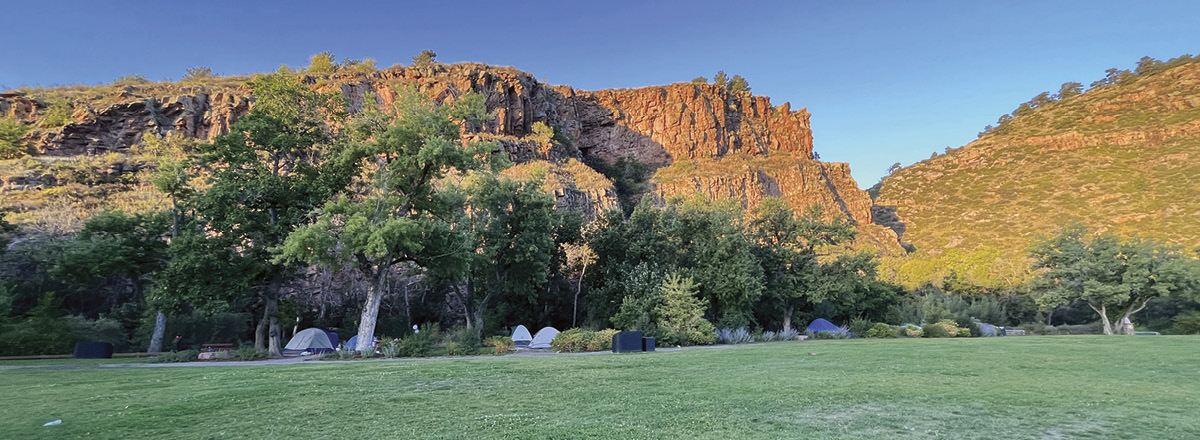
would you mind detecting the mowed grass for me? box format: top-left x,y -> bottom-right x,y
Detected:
1,337 -> 1198,439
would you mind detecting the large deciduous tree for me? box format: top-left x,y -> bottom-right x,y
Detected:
1030,225 -> 1200,335
195,73 -> 351,357
278,87 -> 494,352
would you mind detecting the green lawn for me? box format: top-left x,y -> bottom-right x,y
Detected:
2,337 -> 1197,439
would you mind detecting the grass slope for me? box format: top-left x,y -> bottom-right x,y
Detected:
876,60 -> 1200,288
2,337 -> 1197,439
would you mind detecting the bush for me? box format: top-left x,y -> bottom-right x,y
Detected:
380,340 -> 403,358
307,52 -> 337,75
0,118 -> 33,160
849,317 -> 874,337
1174,312 -> 1200,335
39,101 -> 74,128
864,323 -> 896,338
443,327 -> 479,356
394,323 -> 437,357
806,325 -> 852,340
114,74 -> 150,86
550,328 -> 620,353
482,336 -> 513,353
655,273 -> 717,346
900,325 -> 923,338
716,327 -> 754,344
183,67 -> 213,81
234,346 -> 265,361
151,349 -> 199,363
923,324 -> 951,338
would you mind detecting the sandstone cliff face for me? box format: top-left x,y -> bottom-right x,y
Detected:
2,63 -> 900,253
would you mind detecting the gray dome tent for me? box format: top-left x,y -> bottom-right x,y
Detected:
511,325 -> 533,348
284,328 -> 335,355
528,327 -> 559,349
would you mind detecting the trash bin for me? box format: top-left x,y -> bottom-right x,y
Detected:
612,331 -> 644,353
642,337 -> 655,352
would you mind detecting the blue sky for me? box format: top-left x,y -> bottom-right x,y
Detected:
2,0 -> 1197,187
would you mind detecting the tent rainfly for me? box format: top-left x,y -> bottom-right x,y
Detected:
284,328 -> 336,355
806,318 -> 841,333
528,327 -> 559,349
345,335 -> 380,351
977,323 -> 999,337
511,325 -> 533,347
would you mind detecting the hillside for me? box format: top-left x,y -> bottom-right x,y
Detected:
0,62 -> 900,252
875,57 -> 1200,288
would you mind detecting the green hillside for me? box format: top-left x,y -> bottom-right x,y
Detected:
876,56 -> 1200,288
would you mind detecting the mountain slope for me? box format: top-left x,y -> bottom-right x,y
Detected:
875,58 -> 1200,287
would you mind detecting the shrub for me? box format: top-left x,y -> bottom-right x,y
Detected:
380,340 -> 403,358
849,317 -> 874,337
1173,312 -> 1200,335
550,328 -> 589,353
307,52 -> 337,75
443,326 -> 479,356
931,319 -> 961,337
716,327 -> 754,344
482,336 -> 513,353
776,328 -> 800,341
114,74 -> 150,86
806,325 -> 852,340
864,323 -> 896,338
586,329 -> 619,351
0,118 -> 33,160
758,331 -> 776,342
39,101 -> 74,128
655,273 -> 717,346
234,346 -> 264,361
394,324 -> 437,357
923,324 -> 951,338
412,50 -> 437,66
900,325 -> 923,338
183,67 -> 213,81
151,349 -> 199,363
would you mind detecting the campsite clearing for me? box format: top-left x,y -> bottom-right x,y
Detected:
1,336 -> 1197,439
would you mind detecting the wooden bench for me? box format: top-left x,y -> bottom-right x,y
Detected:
202,343 -> 234,352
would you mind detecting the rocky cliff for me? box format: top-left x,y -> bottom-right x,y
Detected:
2,62 -> 899,252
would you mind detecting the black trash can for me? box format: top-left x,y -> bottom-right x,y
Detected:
612,331 -> 644,353
74,342 -> 114,359
642,337 -> 655,352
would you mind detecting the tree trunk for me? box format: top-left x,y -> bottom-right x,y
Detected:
782,305 -> 794,332
148,310 -> 168,353
573,261 -> 587,328
355,267 -> 388,352
254,309 -> 267,352
1089,302 -> 1114,335
264,270 -> 284,358
1118,299 -> 1151,335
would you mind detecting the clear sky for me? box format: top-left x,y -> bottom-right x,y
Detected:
2,0 -> 1197,187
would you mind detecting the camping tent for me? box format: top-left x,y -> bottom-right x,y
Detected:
977,323 -> 999,337
284,328 -> 335,355
511,325 -> 533,347
325,331 -> 339,349
806,318 -> 841,333
345,335 -> 380,351
528,327 -> 559,349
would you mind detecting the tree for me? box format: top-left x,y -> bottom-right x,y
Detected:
307,52 -> 337,75
0,118 -> 32,159
449,173 -> 562,334
655,272 -> 716,346
691,76 -> 708,85
749,199 -> 854,331
887,162 -> 903,175
195,73 -> 350,357
1056,82 -> 1084,100
278,87 -> 494,351
713,71 -> 729,88
562,242 -> 596,327
412,50 -> 437,66
1134,56 -> 1165,76
51,211 -> 170,351
1030,226 -> 1200,335
726,75 -> 751,93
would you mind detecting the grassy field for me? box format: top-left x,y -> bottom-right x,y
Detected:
1,337 -> 1197,439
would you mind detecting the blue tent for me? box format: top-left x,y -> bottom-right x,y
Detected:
806,318 -> 841,333
977,323 -> 998,337
345,335 -> 380,350
325,331 -> 339,349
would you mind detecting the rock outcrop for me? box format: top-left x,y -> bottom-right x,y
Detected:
2,63 -> 901,253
